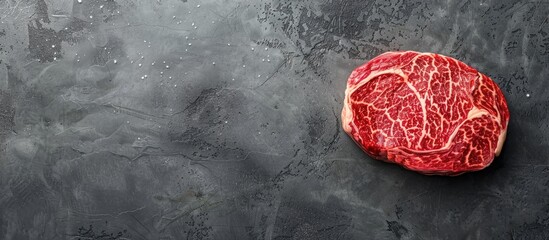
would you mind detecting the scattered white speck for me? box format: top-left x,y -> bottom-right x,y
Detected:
262,59 -> 265,62
169,76 -> 172,79
526,93 -> 531,98
51,45 -> 55,48
138,63 -> 142,67
77,0 -> 82,3
191,22 -> 195,26
127,121 -> 130,124
173,16 -> 176,19
243,65 -> 246,68
180,57 -> 183,60
163,61 -> 166,63
53,57 -> 57,60
151,62 -> 155,66
227,43 -> 231,46
113,59 -> 117,64
212,62 -> 216,65
258,74 -> 261,78
141,76 -> 145,79
141,56 -> 144,59
137,137 -> 141,140
160,71 -> 164,75
89,15 -> 93,19
174,84 -> 177,87
267,59 -> 271,62
166,65 -> 170,69
265,47 -> 268,50
251,47 -> 254,51
130,60 -> 134,64
144,75 -> 148,78
185,36 -> 189,40
100,5 -> 104,9
76,59 -> 80,62
212,21 -> 215,24
231,78 -> 235,81
197,4 -> 200,8
225,121 -> 228,124
188,43 -> 192,46
144,40 -> 147,43
194,26 -> 197,29
185,49 -> 188,52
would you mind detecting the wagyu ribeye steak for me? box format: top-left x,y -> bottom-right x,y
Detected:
341,51 -> 510,175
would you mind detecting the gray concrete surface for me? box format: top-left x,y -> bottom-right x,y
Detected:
0,0 -> 548,239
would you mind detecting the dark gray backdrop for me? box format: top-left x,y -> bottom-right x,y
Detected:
0,0 -> 548,239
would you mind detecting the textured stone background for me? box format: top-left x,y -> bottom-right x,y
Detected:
0,0 -> 548,239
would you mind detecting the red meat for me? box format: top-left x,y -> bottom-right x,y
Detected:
342,51 -> 510,175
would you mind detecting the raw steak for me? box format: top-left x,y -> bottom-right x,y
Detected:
341,51 -> 510,175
